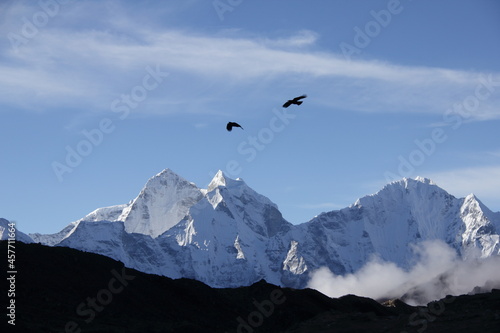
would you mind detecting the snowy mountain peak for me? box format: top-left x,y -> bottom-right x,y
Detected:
25,170 -> 499,292
155,167 -> 176,178
461,193 -> 493,220
0,218 -> 33,243
207,170 -> 245,192
62,168 -> 204,239
121,169 -> 203,237
414,176 -> 435,185
464,193 -> 479,203
361,177 -> 445,207
397,177 -> 436,188
202,171 -> 291,239
387,176 -> 436,188
145,168 -> 197,189
376,177 -> 447,202
207,170 -> 228,191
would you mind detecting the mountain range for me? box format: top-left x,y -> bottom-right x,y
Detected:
5,168 -> 500,293
4,241 -> 500,333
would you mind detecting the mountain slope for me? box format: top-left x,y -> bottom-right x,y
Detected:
293,177 -> 499,277
2,241 -> 499,333
69,169 -> 204,238
0,218 -> 33,243
26,169 -> 500,293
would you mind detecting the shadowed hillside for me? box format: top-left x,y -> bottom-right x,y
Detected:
1,241 -> 499,332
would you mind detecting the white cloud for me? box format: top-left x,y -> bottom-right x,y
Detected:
1,1 -> 499,120
307,240 -> 500,305
257,30 -> 319,49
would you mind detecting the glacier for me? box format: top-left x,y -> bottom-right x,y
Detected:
18,168 -> 500,289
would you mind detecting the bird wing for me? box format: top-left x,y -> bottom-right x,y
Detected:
226,123 -> 232,131
293,95 -> 307,102
282,100 -> 292,108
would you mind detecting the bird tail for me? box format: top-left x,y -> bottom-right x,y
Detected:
296,101 -> 303,105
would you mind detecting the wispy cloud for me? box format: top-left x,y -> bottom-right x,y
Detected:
1,1 -> 499,120
259,29 -> 319,48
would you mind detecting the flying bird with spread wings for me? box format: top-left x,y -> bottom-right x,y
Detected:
283,95 -> 307,108
226,122 -> 244,131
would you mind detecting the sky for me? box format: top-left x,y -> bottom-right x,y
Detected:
1,0 -> 499,235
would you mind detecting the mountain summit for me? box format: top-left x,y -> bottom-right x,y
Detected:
57,168 -> 204,238
27,169 -> 500,289
121,169 -> 203,237
207,169 -> 240,191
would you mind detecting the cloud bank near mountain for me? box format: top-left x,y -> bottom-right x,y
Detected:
307,239 -> 500,305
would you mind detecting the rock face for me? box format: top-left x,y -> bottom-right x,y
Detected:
26,169 -> 500,289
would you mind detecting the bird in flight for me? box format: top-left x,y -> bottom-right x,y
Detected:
226,122 -> 244,131
283,95 -> 307,108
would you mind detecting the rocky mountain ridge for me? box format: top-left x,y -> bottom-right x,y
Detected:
8,169 -> 499,293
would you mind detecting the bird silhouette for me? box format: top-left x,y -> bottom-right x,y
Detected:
283,95 -> 307,108
226,122 -> 244,131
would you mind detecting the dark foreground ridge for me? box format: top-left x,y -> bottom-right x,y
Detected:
1,242 -> 499,332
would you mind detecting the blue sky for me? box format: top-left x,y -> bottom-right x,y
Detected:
1,0 -> 499,234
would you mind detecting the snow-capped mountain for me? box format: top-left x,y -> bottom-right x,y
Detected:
71,169 -> 204,238
24,169 -> 500,288
293,177 -> 500,277
0,218 -> 33,244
